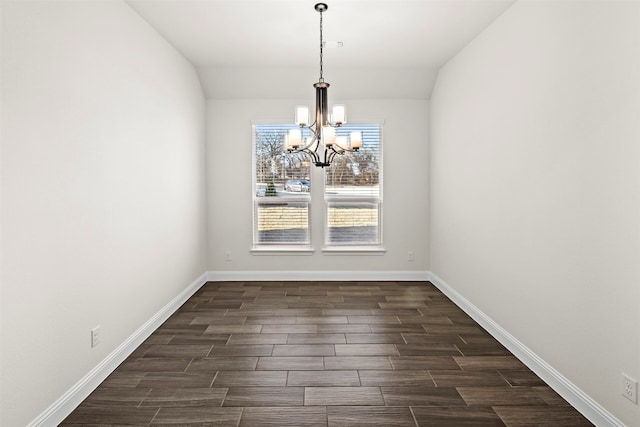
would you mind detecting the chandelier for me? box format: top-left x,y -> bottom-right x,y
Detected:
284,3 -> 362,168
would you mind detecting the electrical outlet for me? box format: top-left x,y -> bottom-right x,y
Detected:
91,326 -> 101,348
622,373 -> 638,404
408,251 -> 415,261
224,251 -> 232,261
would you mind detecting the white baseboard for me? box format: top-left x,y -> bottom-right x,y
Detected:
206,270 -> 431,282
28,272 -> 209,427
428,271 -> 625,427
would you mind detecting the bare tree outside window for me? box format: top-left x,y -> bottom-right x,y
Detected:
255,128 -> 286,189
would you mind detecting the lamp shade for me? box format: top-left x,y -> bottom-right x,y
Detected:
332,105 -> 345,125
288,128 -> 302,148
350,131 -> 362,149
323,126 -> 336,146
295,106 -> 309,126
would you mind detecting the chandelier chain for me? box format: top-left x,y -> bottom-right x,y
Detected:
319,9 -> 324,82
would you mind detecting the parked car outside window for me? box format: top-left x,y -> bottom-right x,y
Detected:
284,179 -> 310,192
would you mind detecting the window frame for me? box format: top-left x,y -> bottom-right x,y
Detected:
322,122 -> 384,252
250,120 -> 384,255
251,122 -> 314,253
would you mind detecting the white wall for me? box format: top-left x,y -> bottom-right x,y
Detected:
207,98 -> 429,274
0,3 -> 4,424
430,1 -> 640,426
0,1 -> 207,425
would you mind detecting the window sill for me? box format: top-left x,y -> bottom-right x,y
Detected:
250,247 -> 315,256
322,246 -> 386,255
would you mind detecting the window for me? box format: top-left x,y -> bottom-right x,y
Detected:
324,123 -> 382,247
252,122 -> 382,251
253,124 -> 311,248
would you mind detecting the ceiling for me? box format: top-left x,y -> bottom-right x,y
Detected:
125,0 -> 516,99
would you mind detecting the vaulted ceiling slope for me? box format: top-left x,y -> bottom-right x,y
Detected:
126,0 -> 516,99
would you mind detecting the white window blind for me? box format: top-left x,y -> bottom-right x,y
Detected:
325,123 -> 382,246
253,124 -> 311,247
255,199 -> 310,245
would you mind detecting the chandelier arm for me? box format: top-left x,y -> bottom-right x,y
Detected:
327,147 -> 343,166
299,134 -> 320,152
297,147 -> 321,166
331,144 -> 348,155
305,128 -> 320,150
290,131 -> 320,158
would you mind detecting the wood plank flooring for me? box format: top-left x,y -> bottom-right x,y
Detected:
61,281 -> 593,426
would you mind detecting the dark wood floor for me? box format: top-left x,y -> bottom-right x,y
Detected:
62,281 -> 593,426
